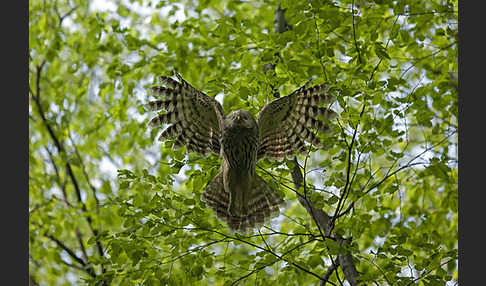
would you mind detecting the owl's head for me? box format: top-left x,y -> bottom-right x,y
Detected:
224,110 -> 258,130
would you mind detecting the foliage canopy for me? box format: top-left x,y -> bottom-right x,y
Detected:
29,0 -> 457,285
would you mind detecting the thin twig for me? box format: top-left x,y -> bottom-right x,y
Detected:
329,104 -> 366,233
367,15 -> 401,84
44,232 -> 97,278
231,238 -> 325,286
307,0 -> 328,81
351,0 -> 362,64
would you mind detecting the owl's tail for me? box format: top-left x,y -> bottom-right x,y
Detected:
202,172 -> 285,232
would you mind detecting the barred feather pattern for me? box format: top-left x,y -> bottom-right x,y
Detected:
145,73 -> 338,232
256,83 -> 337,159
202,109 -> 286,232
202,172 -> 285,232
221,115 -> 259,172
145,71 -> 224,155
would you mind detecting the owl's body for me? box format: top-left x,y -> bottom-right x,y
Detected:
220,110 -> 259,217
145,72 -> 337,232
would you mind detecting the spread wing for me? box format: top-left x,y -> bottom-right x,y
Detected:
145,71 -> 225,156
256,82 -> 337,160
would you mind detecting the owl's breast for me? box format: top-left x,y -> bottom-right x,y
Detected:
221,125 -> 259,172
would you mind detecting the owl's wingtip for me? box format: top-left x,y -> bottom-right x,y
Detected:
142,102 -> 156,112
173,69 -> 183,80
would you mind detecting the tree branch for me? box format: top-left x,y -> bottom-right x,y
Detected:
30,61 -> 107,279
44,232 -> 97,278
320,262 -> 338,286
291,157 -> 360,286
69,133 -> 101,210
274,3 -> 292,33
44,145 -> 72,207
266,4 -> 360,284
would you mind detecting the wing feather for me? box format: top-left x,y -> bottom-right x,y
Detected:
145,71 -> 224,155
256,83 -> 337,160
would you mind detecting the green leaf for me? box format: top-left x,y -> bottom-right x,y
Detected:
374,42 -> 390,60
28,1 -> 458,284
327,195 -> 339,205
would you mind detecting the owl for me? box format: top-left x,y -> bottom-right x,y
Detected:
145,71 -> 337,232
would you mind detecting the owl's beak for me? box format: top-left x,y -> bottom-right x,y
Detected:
235,115 -> 241,121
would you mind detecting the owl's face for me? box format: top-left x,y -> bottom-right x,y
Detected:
224,110 -> 258,130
